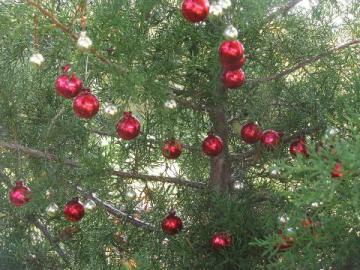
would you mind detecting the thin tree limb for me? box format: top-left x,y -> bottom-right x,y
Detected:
0,140 -> 206,189
31,218 -> 73,268
267,0 -> 304,20
76,187 -> 156,230
26,0 -> 127,75
248,39 -> 360,86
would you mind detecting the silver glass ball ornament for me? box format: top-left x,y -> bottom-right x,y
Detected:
126,189 -> 137,200
223,25 -> 238,40
46,203 -> 59,217
84,199 -> 97,212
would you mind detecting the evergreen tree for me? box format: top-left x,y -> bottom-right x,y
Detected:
0,0 -> 359,269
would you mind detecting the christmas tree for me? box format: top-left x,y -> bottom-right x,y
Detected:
0,0 -> 359,269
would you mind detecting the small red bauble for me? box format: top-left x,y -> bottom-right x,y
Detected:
162,139 -> 182,159
161,212 -> 183,235
241,123 -> 263,144
278,235 -> 295,251
181,0 -> 210,23
222,69 -> 245,89
290,139 -> 309,157
331,162 -> 343,178
219,40 -> 245,64
202,134 -> 224,157
116,112 -> 141,140
73,89 -> 100,119
64,198 -> 85,222
261,130 -> 281,149
221,56 -> 246,71
9,181 -> 31,207
55,73 -> 83,99
211,232 -> 232,250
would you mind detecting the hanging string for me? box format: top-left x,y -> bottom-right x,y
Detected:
33,14 -> 39,51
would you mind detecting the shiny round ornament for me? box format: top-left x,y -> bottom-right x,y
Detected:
233,180 -> 244,190
219,40 -> 245,64
202,134 -> 224,157
104,103 -> 118,116
77,31 -> 93,50
84,199 -> 97,212
162,139 -> 182,159
116,112 -> 141,140
208,4 -> 223,19
277,230 -> 295,251
181,0 -> 210,23
9,181 -> 31,207
261,130 -> 281,149
218,0 -> 232,9
241,122 -> 262,144
64,198 -> 85,222
46,203 -> 59,217
55,73 -> 83,99
126,189 -> 137,200
331,162 -> 343,178
162,212 -> 183,236
164,99 -> 177,109
222,69 -> 245,89
211,232 -> 232,250
290,139 -> 308,157
29,53 -> 45,66
73,90 -> 100,119
223,25 -> 238,41
221,56 -> 246,71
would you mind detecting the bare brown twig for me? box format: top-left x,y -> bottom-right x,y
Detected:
0,140 -> 206,189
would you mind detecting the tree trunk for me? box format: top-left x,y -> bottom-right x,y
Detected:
209,87 -> 232,192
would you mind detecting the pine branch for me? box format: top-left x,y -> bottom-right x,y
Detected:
31,218 -> 73,268
76,187 -> 156,230
26,0 -> 127,74
0,140 -> 206,189
248,39 -> 360,86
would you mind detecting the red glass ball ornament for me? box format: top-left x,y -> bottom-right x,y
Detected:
219,40 -> 245,64
261,130 -> 281,149
9,181 -> 31,207
73,90 -> 100,119
290,139 -> 308,157
331,162 -> 343,178
162,139 -> 182,159
161,212 -> 183,236
202,134 -> 224,157
222,69 -> 245,89
241,123 -> 263,144
116,112 -> 141,140
64,198 -> 85,222
221,56 -> 246,71
181,0 -> 210,23
211,232 -> 232,250
278,235 -> 295,251
55,73 -> 83,99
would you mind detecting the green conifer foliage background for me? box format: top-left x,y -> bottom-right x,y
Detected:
0,0 -> 359,269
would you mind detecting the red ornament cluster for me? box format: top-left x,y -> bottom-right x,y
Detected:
219,40 -> 246,89
162,139 -> 183,159
9,181 -> 31,207
116,112 -> 141,140
181,0 -> 210,23
290,139 -> 308,157
55,65 -> 99,119
331,162 -> 343,178
64,198 -> 85,222
161,212 -> 183,236
202,134 -> 224,157
211,232 -> 232,250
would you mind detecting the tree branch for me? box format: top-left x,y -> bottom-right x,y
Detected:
26,0 -> 127,75
76,187 -> 156,230
248,39 -> 360,86
31,218 -> 73,268
0,140 -> 206,189
267,0 -> 304,20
